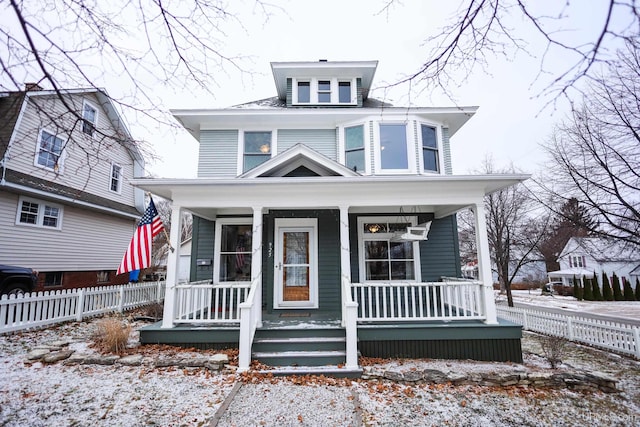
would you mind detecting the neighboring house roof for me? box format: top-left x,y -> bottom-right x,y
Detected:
560,237 -> 640,263
2,168 -> 141,218
0,92 -> 26,159
239,144 -> 359,178
547,268 -> 596,279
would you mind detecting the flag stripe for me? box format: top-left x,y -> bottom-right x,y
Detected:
117,198 -> 165,276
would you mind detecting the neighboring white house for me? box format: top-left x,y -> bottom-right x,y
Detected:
133,59 -> 529,372
0,85 -> 145,289
548,237 -> 640,288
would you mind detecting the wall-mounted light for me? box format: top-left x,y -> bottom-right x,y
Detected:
367,224 -> 381,233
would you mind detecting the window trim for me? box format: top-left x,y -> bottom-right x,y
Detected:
15,196 -> 63,230
339,121 -> 369,174
291,78 -> 357,106
357,216 -> 421,283
34,128 -> 66,173
109,162 -> 123,194
237,129 -> 276,175
82,99 -> 99,137
213,217 -> 254,284
374,121 -> 415,174
418,122 -> 442,174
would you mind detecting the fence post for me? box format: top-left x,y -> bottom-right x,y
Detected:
522,309 -> 528,330
76,289 -> 85,322
633,327 -> 640,359
156,281 -> 162,303
566,317 -> 574,341
118,286 -> 125,313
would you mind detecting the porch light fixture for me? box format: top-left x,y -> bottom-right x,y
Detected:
367,223 -> 381,233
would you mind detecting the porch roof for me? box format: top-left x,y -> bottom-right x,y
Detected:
132,174 -> 529,220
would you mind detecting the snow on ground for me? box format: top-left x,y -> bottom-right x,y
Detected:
1,314 -> 640,427
502,290 -> 640,322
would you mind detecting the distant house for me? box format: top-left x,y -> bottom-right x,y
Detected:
0,85 -> 145,290
548,237 -> 640,288
133,60 -> 528,373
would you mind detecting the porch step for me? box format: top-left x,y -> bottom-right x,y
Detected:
253,336 -> 346,352
252,350 -> 347,367
256,365 -> 363,378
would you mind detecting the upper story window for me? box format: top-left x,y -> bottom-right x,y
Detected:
243,131 -> 272,172
35,129 -> 65,172
297,81 -> 310,103
379,123 -> 408,170
569,255 -> 586,268
344,125 -> 365,172
420,125 -> 439,172
16,196 -> 63,229
82,101 -> 98,136
318,80 -> 331,103
339,81 -> 351,103
110,163 -> 122,193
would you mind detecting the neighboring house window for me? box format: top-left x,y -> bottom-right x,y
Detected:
379,124 -> 408,170
421,124 -> 439,172
569,255 -> 586,268
359,217 -> 419,281
97,271 -> 110,283
16,196 -> 63,229
297,81 -> 310,103
318,80 -> 331,103
82,101 -> 98,136
339,81 -> 351,103
110,163 -> 122,193
345,125 -> 365,172
243,131 -> 272,172
217,222 -> 252,282
35,129 -> 65,172
44,272 -> 63,287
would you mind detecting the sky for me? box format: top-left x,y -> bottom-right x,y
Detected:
111,0 -> 624,178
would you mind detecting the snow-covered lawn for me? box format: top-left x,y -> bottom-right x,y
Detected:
0,314 -> 639,426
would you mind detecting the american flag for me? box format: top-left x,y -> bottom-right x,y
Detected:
116,197 -> 164,275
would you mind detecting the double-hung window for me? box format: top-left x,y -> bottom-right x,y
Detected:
110,163 -> 122,193
421,125 -> 439,172
317,80 -> 331,103
338,81 -> 351,103
243,131 -> 272,172
569,255 -> 586,268
359,217 -> 419,281
82,101 -> 98,136
297,81 -> 310,103
16,196 -> 63,229
35,129 -> 65,172
379,124 -> 408,170
344,125 -> 365,172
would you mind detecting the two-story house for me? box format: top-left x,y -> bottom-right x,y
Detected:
0,85 -> 145,290
134,60 -> 529,374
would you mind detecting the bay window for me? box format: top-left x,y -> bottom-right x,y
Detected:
379,124 -> 408,170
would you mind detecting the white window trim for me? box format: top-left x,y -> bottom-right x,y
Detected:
237,129 -> 277,175
374,120 -> 416,174
417,121 -> 443,174
338,119 -> 370,174
82,99 -> 99,137
213,217 -> 253,284
109,162 -> 122,194
15,196 -> 64,230
356,215 -> 421,283
34,128 -> 67,173
291,78 -> 357,106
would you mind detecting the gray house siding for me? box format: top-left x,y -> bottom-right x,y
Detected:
198,130 -> 239,177
190,216 -> 215,281
420,214 -> 461,280
277,129 -> 337,161
442,127 -> 452,175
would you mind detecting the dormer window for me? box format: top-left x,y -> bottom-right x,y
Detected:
297,81 -> 310,103
318,80 -> 331,103
339,81 -> 351,103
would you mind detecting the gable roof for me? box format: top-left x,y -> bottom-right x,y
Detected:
240,144 -> 359,178
560,237 -> 640,263
0,92 -> 26,159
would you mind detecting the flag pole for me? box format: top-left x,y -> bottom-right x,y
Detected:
147,192 -> 174,253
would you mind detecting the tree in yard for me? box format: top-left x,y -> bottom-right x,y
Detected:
611,273 -> 623,301
635,278 -> 640,301
386,1 -> 639,104
537,38 -> 640,248
591,273 -> 603,301
623,277 -> 636,301
602,272 -> 614,301
582,276 -> 593,301
537,198 -> 596,272
573,277 -> 581,301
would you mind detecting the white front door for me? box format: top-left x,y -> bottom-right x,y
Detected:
273,218 -> 318,309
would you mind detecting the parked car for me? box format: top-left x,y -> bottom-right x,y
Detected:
0,264 -> 38,296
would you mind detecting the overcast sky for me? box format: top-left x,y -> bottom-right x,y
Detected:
138,0 -> 620,178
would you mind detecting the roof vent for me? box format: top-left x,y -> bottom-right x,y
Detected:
319,59 -> 328,62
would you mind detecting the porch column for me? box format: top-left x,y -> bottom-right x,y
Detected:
472,202 -> 498,324
251,206 -> 263,327
339,205 -> 351,326
339,205 -> 359,370
161,204 -> 182,328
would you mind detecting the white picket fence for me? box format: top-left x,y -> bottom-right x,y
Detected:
0,282 -> 165,334
497,305 -> 640,359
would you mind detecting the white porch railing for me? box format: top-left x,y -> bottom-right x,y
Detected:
0,282 -> 165,334
238,274 -> 262,371
341,276 -> 359,369
497,305 -> 640,359
173,280 -> 251,324
351,281 -> 486,322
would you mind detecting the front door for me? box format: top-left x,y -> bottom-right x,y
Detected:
274,218 -> 318,309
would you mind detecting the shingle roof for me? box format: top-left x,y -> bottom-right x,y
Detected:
230,96 -> 394,109
0,92 -> 26,159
